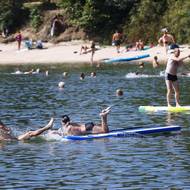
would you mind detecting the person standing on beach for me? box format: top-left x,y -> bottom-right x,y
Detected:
165,46 -> 190,107
90,40 -> 96,65
112,30 -> 122,53
15,31 -> 22,50
158,28 -> 175,53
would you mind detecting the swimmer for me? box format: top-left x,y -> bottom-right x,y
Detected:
24,69 -> 34,75
139,62 -> 144,69
63,72 -> 68,77
116,89 -> 124,96
90,72 -> 96,77
80,73 -> 85,80
165,47 -> 190,107
152,56 -> 159,68
55,107 -> 111,136
0,118 -> 54,141
58,81 -> 65,88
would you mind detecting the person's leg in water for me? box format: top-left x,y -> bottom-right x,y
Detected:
172,81 -> 180,107
17,118 -> 54,141
165,80 -> 173,107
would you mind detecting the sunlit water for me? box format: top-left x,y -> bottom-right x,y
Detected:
0,64 -> 190,189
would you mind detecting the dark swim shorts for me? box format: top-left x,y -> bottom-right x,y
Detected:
85,122 -> 95,131
165,73 -> 178,81
114,40 -> 121,46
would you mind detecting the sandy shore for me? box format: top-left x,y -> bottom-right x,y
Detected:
0,41 -> 190,65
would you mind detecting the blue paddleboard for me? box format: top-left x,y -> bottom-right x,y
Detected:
104,54 -> 150,64
64,125 -> 181,140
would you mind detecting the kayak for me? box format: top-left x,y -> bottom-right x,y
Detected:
139,106 -> 190,112
64,125 -> 181,140
104,54 -> 150,64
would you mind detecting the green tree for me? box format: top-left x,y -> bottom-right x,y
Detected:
125,0 -> 168,43
163,0 -> 190,43
0,0 -> 25,32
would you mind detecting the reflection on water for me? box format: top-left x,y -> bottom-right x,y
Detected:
0,64 -> 190,189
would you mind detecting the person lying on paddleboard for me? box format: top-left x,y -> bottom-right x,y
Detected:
165,45 -> 190,107
50,107 -> 111,136
0,118 -> 54,141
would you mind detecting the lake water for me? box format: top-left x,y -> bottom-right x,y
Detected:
0,64 -> 190,189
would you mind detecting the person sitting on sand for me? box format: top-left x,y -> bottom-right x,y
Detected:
0,118 -> 54,141
80,45 -> 89,54
36,40 -> 43,49
136,39 -> 144,50
52,107 -> 111,136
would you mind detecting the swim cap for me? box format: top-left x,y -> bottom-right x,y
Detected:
61,115 -> 70,124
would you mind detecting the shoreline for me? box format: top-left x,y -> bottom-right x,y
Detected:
0,41 -> 190,66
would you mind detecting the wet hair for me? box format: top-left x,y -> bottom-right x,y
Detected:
116,89 -> 124,96
61,115 -> 70,124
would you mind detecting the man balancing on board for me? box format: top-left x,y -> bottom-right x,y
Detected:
0,118 -> 54,141
49,107 -> 111,136
165,45 -> 190,107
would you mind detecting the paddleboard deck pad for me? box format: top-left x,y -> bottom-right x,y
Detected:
139,106 -> 190,112
63,125 -> 181,140
104,54 -> 150,64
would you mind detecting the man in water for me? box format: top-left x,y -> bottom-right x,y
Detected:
0,118 -> 54,141
56,107 -> 111,136
165,47 -> 190,107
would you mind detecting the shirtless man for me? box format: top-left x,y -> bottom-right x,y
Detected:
56,107 -> 111,136
0,118 -> 54,141
165,47 -> 190,107
158,29 -> 175,53
112,31 -> 122,53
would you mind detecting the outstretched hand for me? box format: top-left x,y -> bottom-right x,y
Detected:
100,107 -> 111,116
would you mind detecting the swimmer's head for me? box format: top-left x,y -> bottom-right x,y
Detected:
80,73 -> 85,80
63,72 -> 68,77
58,81 -> 65,88
91,72 -> 96,77
61,115 -> 70,124
116,89 -> 124,96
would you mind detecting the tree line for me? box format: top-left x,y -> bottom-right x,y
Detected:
0,0 -> 190,44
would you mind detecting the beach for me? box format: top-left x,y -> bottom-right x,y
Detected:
0,41 -> 190,65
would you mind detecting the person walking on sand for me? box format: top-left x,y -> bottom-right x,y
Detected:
0,118 -> 54,141
158,28 -> 175,53
112,30 -> 122,53
165,46 -> 190,107
15,31 -> 22,50
90,40 -> 96,65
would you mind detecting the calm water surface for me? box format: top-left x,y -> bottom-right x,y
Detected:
0,64 -> 190,189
